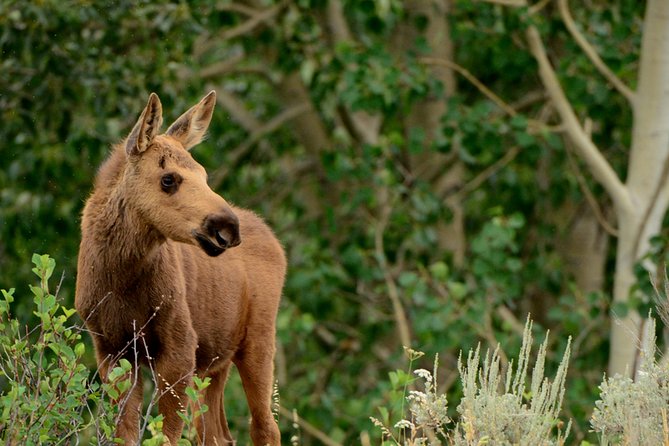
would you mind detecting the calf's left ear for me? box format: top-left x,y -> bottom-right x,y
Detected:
166,90 -> 217,151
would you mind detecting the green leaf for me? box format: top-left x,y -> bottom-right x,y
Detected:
429,261 -> 449,281
62,307 -> 77,319
377,406 -> 390,426
611,301 -> 629,318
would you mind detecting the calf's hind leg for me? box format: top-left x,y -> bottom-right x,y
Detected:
235,339 -> 280,446
195,364 -> 235,445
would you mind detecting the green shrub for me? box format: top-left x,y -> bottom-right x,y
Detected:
0,253 -> 111,444
373,319 -> 571,445
591,316 -> 669,445
453,319 -> 571,446
0,254 -> 211,445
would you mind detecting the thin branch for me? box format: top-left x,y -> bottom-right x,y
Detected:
278,406 -> 343,446
210,102 -> 311,189
326,0 -> 382,146
525,26 -> 633,214
453,146 -> 521,200
420,57 -> 561,134
217,3 -> 262,17
632,150 -> 669,257
496,305 -> 525,337
478,0 -> 548,14
528,0 -> 551,15
219,1 -> 286,41
478,0 -> 526,6
198,1 -> 288,55
564,143 -> 619,237
199,54 -> 244,80
216,89 -> 262,133
374,185 -> 413,351
326,0 -> 352,42
422,57 -> 516,116
558,0 -> 635,104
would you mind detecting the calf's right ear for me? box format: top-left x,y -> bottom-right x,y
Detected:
126,93 -> 163,157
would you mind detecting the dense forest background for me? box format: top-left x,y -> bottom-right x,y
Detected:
1,0 -> 666,444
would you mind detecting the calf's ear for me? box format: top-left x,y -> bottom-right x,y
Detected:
166,90 -> 217,151
126,93 -> 163,157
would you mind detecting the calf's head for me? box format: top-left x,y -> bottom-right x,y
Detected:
122,91 -> 240,256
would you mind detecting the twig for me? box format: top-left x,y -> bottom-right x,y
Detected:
217,3 -> 262,17
326,0 -> 382,146
199,54 -> 244,80
528,0 -> 550,15
478,0 -> 525,6
373,187 -> 413,351
420,57 -> 560,134
422,57 -> 517,117
325,0 -> 352,42
278,406 -> 343,446
631,150 -> 669,260
558,0 -> 635,104
209,102 -> 311,189
453,146 -> 521,200
496,305 -> 525,337
198,1 -> 288,55
223,1 -> 284,36
216,89 -> 263,133
524,26 -> 633,215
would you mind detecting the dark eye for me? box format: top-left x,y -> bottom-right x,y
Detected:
161,174 -> 177,193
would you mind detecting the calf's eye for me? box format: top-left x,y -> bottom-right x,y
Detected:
161,174 -> 177,192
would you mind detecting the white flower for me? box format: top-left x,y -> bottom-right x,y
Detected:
394,419 -> 415,430
414,368 -> 433,382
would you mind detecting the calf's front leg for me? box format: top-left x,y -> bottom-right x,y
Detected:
96,355 -> 145,445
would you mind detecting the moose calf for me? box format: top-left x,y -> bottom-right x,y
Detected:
75,91 -> 285,445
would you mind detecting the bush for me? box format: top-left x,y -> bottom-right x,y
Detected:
0,254 -> 211,445
373,319 -> 571,445
2,254 -> 668,445
0,253 -> 110,443
591,316 -> 669,445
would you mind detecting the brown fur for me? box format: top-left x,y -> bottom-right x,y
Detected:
75,92 -> 285,445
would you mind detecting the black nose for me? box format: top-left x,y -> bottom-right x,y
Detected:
204,210 -> 241,249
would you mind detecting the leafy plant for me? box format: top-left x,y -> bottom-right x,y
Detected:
591,316 -> 669,445
0,254 -> 215,444
0,254 -> 107,443
372,318 -> 572,446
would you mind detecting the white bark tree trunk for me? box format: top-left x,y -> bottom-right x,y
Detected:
527,0 -> 669,376
609,0 -> 669,375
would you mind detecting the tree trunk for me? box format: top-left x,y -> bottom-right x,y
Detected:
609,0 -> 669,376
396,0 -> 466,266
559,203 -> 609,294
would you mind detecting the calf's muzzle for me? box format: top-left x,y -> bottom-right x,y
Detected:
194,209 -> 241,256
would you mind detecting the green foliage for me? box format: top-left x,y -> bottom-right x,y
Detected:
0,254 -> 101,443
453,320 -> 571,445
0,255 -> 221,444
591,316 -> 669,445
0,0 -> 651,444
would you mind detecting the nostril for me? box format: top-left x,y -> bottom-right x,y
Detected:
204,210 -> 240,248
215,230 -> 229,248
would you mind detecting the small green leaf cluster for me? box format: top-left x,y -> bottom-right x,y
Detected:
0,254 -> 101,444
